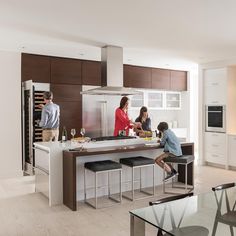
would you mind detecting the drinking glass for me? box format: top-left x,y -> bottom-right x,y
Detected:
71,128 -> 76,140
80,128 -> 85,138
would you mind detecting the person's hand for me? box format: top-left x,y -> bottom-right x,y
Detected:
38,104 -> 44,109
134,122 -> 142,128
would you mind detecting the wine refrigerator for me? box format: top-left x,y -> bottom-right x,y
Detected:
21,80 -> 50,175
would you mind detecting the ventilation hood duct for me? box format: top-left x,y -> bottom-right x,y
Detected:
81,46 -> 141,95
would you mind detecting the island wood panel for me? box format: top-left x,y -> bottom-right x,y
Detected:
170,70 -> 187,91
82,60 -> 101,86
151,68 -> 171,90
21,53 -> 50,83
51,57 -> 82,84
63,152 -> 77,211
123,65 -> 152,89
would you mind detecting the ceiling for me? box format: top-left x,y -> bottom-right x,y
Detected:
1,0 -> 236,70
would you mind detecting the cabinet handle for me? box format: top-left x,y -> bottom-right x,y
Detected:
212,101 -> 219,104
212,154 -> 219,157
212,144 -> 219,147
212,134 -> 218,137
211,82 -> 219,86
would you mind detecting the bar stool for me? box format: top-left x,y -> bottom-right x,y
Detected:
163,155 -> 194,194
84,160 -> 122,209
120,156 -> 155,201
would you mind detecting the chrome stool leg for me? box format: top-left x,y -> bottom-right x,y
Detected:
132,167 -> 134,201
95,172 -> 97,209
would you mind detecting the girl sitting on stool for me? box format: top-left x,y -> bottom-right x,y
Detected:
155,122 -> 182,181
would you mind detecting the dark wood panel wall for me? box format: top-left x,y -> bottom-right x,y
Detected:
123,65 -> 152,89
21,54 -> 51,83
123,64 -> 188,91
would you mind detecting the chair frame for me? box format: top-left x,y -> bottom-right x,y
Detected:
163,159 -> 194,194
122,163 -> 155,201
84,167 -> 122,209
212,182 -> 236,236
149,192 -> 197,236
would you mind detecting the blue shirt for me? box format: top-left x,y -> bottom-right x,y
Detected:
160,129 -> 182,156
39,102 -> 60,129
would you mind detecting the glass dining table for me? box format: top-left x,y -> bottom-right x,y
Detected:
130,186 -> 236,236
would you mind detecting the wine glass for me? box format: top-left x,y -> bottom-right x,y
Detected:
71,128 -> 76,140
80,128 -> 85,138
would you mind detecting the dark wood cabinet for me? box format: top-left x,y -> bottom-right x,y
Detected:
21,53 -> 50,83
51,84 -> 82,138
82,60 -> 101,86
170,70 -> 187,91
151,68 -> 171,90
51,84 -> 82,102
54,101 -> 82,139
51,57 -> 82,84
124,65 -> 152,89
124,64 -> 187,91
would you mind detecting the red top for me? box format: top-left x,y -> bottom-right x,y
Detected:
114,108 -> 132,136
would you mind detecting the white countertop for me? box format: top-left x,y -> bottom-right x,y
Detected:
34,137 -> 159,151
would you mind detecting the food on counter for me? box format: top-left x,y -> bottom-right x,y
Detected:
139,131 -> 152,138
73,137 -> 90,143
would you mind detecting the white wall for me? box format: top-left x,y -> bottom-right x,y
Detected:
0,50 -> 22,178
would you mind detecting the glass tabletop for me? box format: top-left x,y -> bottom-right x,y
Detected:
130,186 -> 236,235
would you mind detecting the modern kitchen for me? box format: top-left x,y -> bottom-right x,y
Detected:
1,1 -> 236,236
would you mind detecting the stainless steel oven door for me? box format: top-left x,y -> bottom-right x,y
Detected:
205,105 -> 226,133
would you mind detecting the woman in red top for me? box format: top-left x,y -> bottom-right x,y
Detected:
114,96 -> 140,136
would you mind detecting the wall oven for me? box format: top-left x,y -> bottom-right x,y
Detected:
205,105 -> 226,133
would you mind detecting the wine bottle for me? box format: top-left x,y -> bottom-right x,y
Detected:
62,126 -> 68,142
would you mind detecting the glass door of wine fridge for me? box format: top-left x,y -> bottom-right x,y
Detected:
22,80 -> 50,175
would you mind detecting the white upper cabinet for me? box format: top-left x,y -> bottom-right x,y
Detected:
165,92 -> 181,110
130,90 -> 181,110
204,68 -> 227,105
147,91 -> 164,109
130,93 -> 144,108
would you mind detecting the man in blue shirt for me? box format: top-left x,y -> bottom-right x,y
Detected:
39,91 -> 60,142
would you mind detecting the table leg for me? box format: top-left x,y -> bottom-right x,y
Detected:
130,214 -> 145,236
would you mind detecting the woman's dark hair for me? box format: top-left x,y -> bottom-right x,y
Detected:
138,106 -> 148,120
119,96 -> 129,109
157,122 -> 168,132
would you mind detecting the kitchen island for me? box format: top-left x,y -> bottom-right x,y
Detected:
34,138 -> 194,211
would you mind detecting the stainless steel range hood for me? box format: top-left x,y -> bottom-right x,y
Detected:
81,46 -> 141,96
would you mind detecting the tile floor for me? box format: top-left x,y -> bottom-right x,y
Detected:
0,165 -> 235,236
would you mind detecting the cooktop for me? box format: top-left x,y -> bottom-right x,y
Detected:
91,136 -> 137,142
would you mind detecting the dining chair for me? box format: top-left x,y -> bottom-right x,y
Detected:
149,193 -> 209,236
212,182 -> 236,236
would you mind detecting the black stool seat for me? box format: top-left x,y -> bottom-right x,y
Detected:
84,160 -> 122,172
165,155 -> 194,164
120,156 -> 155,167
